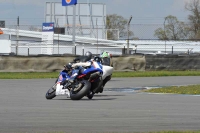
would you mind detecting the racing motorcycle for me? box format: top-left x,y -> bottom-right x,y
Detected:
45,57 -> 113,100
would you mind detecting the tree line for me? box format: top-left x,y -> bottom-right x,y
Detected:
107,0 -> 200,40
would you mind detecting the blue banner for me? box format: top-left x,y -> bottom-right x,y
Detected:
42,23 -> 54,32
62,0 -> 77,6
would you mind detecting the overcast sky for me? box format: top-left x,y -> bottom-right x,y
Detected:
0,0 -> 193,25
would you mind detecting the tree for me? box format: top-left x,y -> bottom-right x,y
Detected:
29,26 -> 42,32
106,14 -> 134,40
154,15 -> 188,40
185,0 -> 200,39
154,28 -> 166,40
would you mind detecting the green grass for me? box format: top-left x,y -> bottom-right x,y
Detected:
144,85 -> 200,95
0,72 -> 58,79
112,71 -> 200,77
148,132 -> 200,133
39,131 -> 200,133
147,132 -> 200,133
41,131 -> 200,133
1,71 -> 200,79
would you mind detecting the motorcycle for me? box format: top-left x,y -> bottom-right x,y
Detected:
45,58 -> 113,100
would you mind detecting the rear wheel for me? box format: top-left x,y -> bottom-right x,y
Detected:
46,83 -> 56,99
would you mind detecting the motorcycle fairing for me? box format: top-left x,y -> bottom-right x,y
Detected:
57,71 -> 70,83
82,61 -> 103,75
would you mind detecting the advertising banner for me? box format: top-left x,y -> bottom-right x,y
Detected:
42,23 -> 54,54
42,22 -> 54,45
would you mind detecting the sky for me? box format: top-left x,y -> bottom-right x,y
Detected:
0,0 -> 193,26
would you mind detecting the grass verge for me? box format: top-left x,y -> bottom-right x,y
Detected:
1,71 -> 200,79
36,131 -> 200,133
144,84 -> 200,95
147,131 -> 200,133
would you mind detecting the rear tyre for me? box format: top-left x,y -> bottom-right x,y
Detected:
70,80 -> 91,100
46,84 -> 56,99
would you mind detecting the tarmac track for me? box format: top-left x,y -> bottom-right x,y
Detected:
0,76 -> 200,133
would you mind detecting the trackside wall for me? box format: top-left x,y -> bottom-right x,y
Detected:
0,55 -> 200,72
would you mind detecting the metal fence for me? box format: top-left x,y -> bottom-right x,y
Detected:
9,45 -> 124,56
1,23 -> 200,56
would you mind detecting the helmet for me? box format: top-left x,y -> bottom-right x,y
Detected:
85,51 -> 92,60
101,51 -> 110,58
94,56 -> 102,63
65,63 -> 72,70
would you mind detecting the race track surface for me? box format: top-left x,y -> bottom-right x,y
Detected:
0,77 -> 200,133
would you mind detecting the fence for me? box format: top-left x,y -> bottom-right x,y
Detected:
10,45 -> 123,56
1,24 -> 200,56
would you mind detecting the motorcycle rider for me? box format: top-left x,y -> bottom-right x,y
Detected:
63,51 -> 94,80
99,51 -> 113,67
100,51 -> 112,58
73,51 -> 93,63
64,51 -> 103,82
69,51 -> 103,82
62,51 -> 94,80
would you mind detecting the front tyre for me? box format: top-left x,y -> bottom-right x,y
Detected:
70,80 -> 91,100
46,83 -> 56,99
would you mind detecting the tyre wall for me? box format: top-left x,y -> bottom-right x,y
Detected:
145,54 -> 200,71
0,54 -> 199,72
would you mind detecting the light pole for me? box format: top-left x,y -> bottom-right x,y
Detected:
16,16 -> 19,55
82,44 -> 84,56
72,5 -> 76,46
127,15 -> 132,55
123,44 -> 126,55
96,18 -> 98,54
164,17 -> 167,54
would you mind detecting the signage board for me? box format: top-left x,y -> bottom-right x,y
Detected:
0,40 -> 11,55
42,22 -> 54,54
42,22 -> 54,45
62,0 -> 77,6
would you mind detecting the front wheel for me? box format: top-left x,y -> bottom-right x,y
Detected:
70,80 -> 91,100
46,83 -> 56,99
